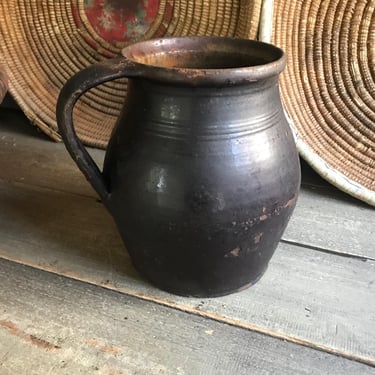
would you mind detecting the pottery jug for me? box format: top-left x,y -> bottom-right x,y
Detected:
56,36 -> 301,297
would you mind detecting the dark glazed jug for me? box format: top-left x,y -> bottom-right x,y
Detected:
57,36 -> 301,297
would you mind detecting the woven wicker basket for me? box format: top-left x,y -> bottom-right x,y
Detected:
0,0 -> 262,148
272,0 -> 375,206
0,66 -> 8,104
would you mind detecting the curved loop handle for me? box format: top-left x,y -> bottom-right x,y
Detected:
56,57 -> 142,206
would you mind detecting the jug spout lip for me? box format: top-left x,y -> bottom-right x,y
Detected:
121,36 -> 286,86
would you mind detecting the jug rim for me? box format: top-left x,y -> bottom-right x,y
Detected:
121,36 -> 286,86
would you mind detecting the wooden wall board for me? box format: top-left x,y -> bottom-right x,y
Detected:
0,180 -> 373,365
0,109 -> 101,197
0,109 -> 373,260
1,259 -> 374,375
1,107 -> 374,369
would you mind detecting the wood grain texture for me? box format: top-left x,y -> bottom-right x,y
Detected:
0,180 -> 374,365
0,108 -> 373,259
1,258 -> 374,375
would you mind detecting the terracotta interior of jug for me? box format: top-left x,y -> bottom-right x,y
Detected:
136,51 -> 268,69
124,38 -> 283,70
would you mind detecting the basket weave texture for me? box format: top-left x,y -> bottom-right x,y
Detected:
0,66 -> 8,104
0,0 -> 262,148
273,0 -> 375,205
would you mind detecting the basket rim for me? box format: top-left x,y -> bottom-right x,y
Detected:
273,0 -> 375,206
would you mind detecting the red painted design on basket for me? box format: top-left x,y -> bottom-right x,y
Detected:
154,1 -> 173,37
73,0 -> 159,43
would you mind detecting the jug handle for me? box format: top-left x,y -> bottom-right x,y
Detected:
56,57 -> 142,206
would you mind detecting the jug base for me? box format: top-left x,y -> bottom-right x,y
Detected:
133,264 -> 268,298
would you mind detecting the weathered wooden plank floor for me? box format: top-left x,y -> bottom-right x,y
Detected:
1,259 -> 373,375
0,108 -> 374,374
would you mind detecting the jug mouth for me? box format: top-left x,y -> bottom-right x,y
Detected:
122,36 -> 285,86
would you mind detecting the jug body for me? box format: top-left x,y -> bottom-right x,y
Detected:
57,36 -> 301,297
